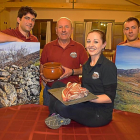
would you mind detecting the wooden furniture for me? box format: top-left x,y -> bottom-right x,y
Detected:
103,49 -> 115,62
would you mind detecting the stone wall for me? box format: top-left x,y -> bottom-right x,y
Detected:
0,64 -> 40,107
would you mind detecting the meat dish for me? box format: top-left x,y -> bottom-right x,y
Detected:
62,82 -> 89,102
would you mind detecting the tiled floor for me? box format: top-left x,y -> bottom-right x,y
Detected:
0,104 -> 140,140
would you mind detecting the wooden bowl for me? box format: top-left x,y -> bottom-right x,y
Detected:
42,62 -> 63,80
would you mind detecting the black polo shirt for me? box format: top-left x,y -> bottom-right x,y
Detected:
82,53 -> 117,118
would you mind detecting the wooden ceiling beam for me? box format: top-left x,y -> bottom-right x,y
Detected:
1,2 -> 140,12
4,0 -> 22,1
125,0 -> 140,6
3,2 -> 73,9
135,15 -> 140,18
0,7 -> 5,13
74,3 -> 140,12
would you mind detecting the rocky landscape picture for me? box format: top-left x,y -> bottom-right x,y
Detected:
114,45 -> 140,114
0,42 -> 40,107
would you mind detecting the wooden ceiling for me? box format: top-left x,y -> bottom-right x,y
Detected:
0,0 -> 140,12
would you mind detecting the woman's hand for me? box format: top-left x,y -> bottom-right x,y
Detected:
90,94 -> 112,103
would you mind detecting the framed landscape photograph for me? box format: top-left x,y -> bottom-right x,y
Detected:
0,42 -> 40,107
114,45 -> 140,114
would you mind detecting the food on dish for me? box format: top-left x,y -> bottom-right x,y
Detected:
62,82 -> 89,102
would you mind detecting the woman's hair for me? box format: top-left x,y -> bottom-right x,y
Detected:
87,29 -> 106,43
17,6 -> 37,19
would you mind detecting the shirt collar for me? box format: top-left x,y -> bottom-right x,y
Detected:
97,53 -> 105,64
53,38 -> 75,46
86,53 -> 104,65
85,53 -> 105,71
16,27 -> 31,40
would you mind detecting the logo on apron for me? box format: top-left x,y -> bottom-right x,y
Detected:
70,52 -> 77,58
92,72 -> 99,79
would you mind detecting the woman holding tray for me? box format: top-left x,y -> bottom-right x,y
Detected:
45,29 -> 117,129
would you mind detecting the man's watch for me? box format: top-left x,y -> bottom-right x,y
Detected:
72,69 -> 74,75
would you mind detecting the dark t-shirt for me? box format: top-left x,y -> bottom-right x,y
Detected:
82,54 -> 117,119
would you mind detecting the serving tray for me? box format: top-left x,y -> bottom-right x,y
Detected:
48,87 -> 98,106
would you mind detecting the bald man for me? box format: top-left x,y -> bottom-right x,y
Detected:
40,17 -> 88,106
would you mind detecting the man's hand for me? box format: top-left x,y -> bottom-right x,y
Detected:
16,38 -> 24,42
122,40 -> 140,48
40,73 -> 54,83
59,66 -> 72,80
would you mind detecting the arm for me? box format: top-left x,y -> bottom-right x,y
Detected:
59,44 -> 87,79
71,67 -> 82,75
90,94 -> 112,103
123,40 -> 140,48
0,32 -> 24,42
90,61 -> 117,104
90,82 -> 117,103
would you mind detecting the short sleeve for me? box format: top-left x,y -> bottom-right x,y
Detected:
101,62 -> 117,85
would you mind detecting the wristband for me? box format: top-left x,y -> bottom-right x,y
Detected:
72,69 -> 74,75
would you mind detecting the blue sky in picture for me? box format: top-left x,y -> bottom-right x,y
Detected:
116,45 -> 140,70
0,42 -> 40,54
